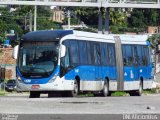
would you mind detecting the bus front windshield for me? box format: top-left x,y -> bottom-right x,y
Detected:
18,41 -> 59,78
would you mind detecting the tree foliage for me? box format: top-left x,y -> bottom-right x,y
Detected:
71,7 -> 160,33
148,34 -> 160,49
109,8 -> 127,27
0,6 -> 62,46
129,9 -> 159,28
73,7 -> 99,25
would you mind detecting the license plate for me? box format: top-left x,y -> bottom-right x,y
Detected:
31,85 -> 40,89
8,87 -> 13,90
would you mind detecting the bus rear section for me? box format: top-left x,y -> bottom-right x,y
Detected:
114,35 -> 153,96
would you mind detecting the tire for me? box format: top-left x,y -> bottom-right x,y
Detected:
61,91 -> 70,97
136,80 -> 143,96
129,81 -> 143,96
69,80 -> 79,97
102,81 -> 110,97
48,93 -> 55,98
29,91 -> 40,98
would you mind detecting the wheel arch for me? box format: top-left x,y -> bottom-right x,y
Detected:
105,76 -> 109,85
75,75 -> 80,91
140,76 -> 144,89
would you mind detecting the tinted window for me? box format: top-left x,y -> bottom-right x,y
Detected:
132,46 -> 139,66
87,42 -> 92,64
137,46 -> 143,66
93,44 -> 101,65
69,40 -> 79,65
79,41 -> 88,64
143,46 -> 149,66
108,44 -> 116,66
122,45 -> 127,66
122,45 -> 133,66
101,43 -> 108,65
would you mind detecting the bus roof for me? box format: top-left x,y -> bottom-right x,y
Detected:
21,30 -> 149,45
113,34 -> 149,45
72,31 -> 149,45
73,30 -> 114,40
21,30 -> 73,41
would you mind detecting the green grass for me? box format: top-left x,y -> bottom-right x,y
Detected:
111,91 -> 128,96
0,89 -> 5,96
79,93 -> 94,97
142,89 -> 159,95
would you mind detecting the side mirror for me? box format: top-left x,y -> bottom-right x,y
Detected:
60,45 -> 66,58
12,45 -> 19,59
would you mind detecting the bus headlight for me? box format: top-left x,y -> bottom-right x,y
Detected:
17,75 -> 22,81
49,74 -> 58,83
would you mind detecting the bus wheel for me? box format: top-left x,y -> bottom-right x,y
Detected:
137,80 -> 143,96
29,91 -> 40,98
69,80 -> 79,97
102,81 -> 110,97
129,81 -> 143,96
61,91 -> 69,97
48,93 -> 56,98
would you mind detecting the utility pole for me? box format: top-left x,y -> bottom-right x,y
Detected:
67,10 -> 70,29
98,7 -> 103,34
34,5 -> 37,31
104,8 -> 109,34
24,15 -> 27,31
29,10 -> 32,32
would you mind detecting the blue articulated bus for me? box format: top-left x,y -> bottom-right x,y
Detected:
12,30 -> 153,98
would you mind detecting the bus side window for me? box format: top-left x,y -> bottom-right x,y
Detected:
79,41 -> 88,65
142,46 -> 148,66
122,45 -> 127,66
87,42 -> 92,65
132,46 -> 139,66
137,46 -> 142,66
143,46 -> 149,66
60,47 -> 70,77
60,48 -> 70,68
135,55 -> 140,66
100,43 -> 108,66
69,40 -> 79,66
122,45 -> 133,66
108,44 -> 116,66
60,40 -> 71,77
64,48 -> 70,68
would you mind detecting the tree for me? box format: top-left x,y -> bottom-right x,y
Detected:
73,7 -> 99,26
10,5 -> 62,32
148,34 -> 160,49
129,9 -> 146,28
37,6 -> 62,30
110,8 -> 127,27
144,9 -> 158,26
0,7 -> 23,46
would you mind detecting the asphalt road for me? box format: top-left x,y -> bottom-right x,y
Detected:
0,93 -> 160,120
0,93 -> 160,114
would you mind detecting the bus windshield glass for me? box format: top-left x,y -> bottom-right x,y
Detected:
18,41 -> 59,78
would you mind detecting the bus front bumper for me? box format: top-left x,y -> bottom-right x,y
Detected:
16,79 -> 74,92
